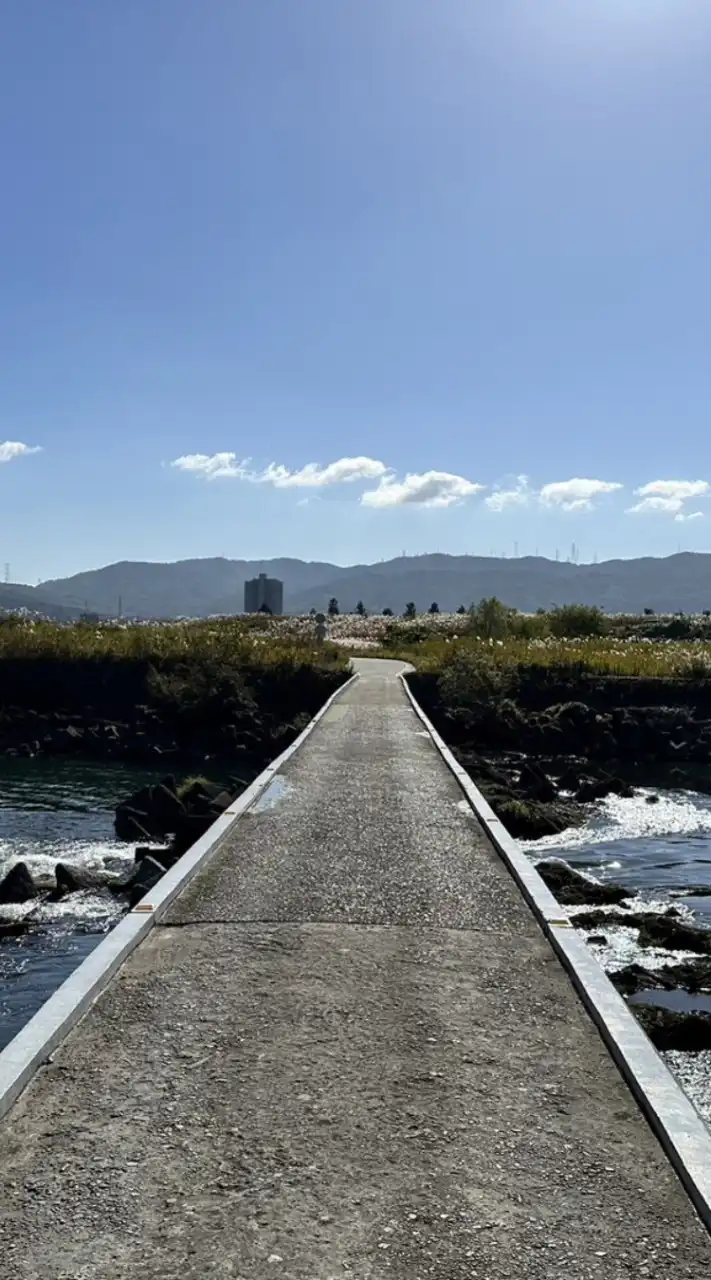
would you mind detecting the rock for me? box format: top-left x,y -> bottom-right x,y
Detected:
0,918 -> 31,939
127,856 -> 168,908
535,858 -> 630,906
574,907 -> 632,928
633,1003 -> 711,1052
50,863 -> 119,900
114,804 -> 155,842
575,776 -> 634,803
0,862 -> 37,905
646,794 -> 660,805
654,956 -> 711,992
587,934 -> 608,946
170,813 -> 215,856
493,798 -> 582,840
610,964 -> 671,997
638,915 -> 711,955
209,789 -> 233,814
517,761 -> 557,803
114,779 -> 186,840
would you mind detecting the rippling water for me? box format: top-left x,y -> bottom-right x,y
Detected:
0,758 -> 165,1050
522,786 -> 711,1125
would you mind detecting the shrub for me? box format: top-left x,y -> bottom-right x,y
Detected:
548,604 -> 609,639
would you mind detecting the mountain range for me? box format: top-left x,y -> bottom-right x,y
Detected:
0,552 -> 709,620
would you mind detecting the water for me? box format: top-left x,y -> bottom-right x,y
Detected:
0,758 -> 167,1050
522,786 -> 711,1125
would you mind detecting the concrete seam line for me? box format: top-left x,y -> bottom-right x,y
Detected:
399,672 -> 711,1233
0,669 -> 360,1121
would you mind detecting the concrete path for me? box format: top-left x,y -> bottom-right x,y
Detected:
1,659 -> 711,1279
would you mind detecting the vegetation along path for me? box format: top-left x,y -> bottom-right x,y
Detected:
1,659 -> 710,1278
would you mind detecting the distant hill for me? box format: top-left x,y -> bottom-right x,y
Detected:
0,583 -> 82,621
18,551 -> 711,619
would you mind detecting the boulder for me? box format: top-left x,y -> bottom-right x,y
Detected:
610,964 -> 671,997
114,778 -> 186,840
114,804 -> 155,842
575,776 -> 634,803
170,813 -> 215,856
517,761 -> 557,803
0,918 -> 31,939
50,863 -> 120,900
0,862 -> 37,905
633,1003 -> 711,1052
535,858 -> 630,906
638,915 -> 711,956
128,855 -> 168,908
493,798 -> 582,840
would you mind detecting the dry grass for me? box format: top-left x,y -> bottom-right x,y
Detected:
0,616 -> 349,674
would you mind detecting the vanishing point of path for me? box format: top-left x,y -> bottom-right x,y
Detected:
1,659 -> 710,1278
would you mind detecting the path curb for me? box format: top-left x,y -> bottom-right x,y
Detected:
400,672 -> 711,1234
0,669 -> 360,1122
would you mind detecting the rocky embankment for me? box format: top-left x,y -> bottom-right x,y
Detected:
0,705 -> 297,768
408,670 -> 711,839
0,774 -> 245,933
0,656 -> 345,767
534,859 -> 711,1053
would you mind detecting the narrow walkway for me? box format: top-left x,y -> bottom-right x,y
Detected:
1,660 -> 710,1278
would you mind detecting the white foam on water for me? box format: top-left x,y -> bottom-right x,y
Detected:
583,926 -> 699,973
663,1051 -> 711,1126
0,838 -> 137,924
526,789 -> 711,855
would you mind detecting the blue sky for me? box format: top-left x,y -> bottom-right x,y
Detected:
2,1 -> 711,582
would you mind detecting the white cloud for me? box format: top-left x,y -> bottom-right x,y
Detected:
361,470 -> 483,509
627,479 -> 710,517
675,510 -> 704,523
169,451 -> 482,510
0,441 -> 42,464
258,456 -> 389,488
170,452 -> 389,488
539,477 -> 623,512
485,475 -> 531,512
170,452 -> 248,480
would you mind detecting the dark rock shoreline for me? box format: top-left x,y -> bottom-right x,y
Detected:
406,671 -> 711,1057
529,860 -> 711,1053
408,668 -> 711,838
0,775 -> 249,930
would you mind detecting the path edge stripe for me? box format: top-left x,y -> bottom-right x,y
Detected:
400,671 -> 711,1234
0,668 -> 360,1122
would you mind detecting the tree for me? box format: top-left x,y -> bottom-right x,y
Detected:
383,606 -> 393,616
643,607 -> 655,617
403,602 -> 417,619
456,604 -> 467,615
355,600 -> 367,616
258,603 -> 272,615
468,596 -> 512,640
309,606 -> 317,616
549,604 -> 609,639
428,602 -> 440,614
328,597 -> 340,616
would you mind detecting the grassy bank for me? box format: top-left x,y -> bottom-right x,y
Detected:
0,617 -> 350,765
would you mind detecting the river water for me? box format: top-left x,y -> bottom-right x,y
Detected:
2,764 -> 711,1126
0,759 -> 166,1050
